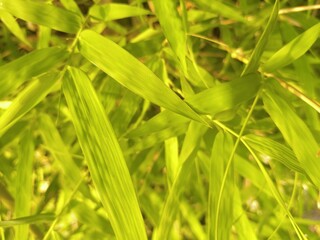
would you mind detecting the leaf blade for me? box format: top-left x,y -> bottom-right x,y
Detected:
0,47 -> 68,98
241,0 -> 279,75
263,80 -> 320,188
262,22 -> 320,72
0,0 -> 82,33
63,66 -> 147,240
89,3 -> 151,21
78,30 -> 208,125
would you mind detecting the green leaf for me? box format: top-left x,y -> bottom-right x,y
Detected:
126,110 -> 190,153
233,187 -> 257,240
0,0 -> 82,33
62,66 -> 147,240
126,110 -> 190,138
89,3 -> 151,21
154,123 -> 204,240
152,0 -> 187,70
78,30 -> 208,126
73,202 -> 114,236
241,0 -> 279,75
208,131 -> 234,240
0,47 -> 68,98
186,73 -> 261,117
0,72 -> 59,136
193,0 -> 246,23
38,114 -> 86,191
243,134 -> 304,174
0,10 -> 31,47
262,22 -> 320,72
263,80 -> 320,188
0,213 -> 55,227
235,155 -> 272,196
15,130 -> 34,240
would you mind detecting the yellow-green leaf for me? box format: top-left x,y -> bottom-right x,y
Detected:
208,131 -> 234,240
263,80 -> 320,188
262,22 -> 320,72
0,0 -> 82,33
78,30 -> 208,126
0,72 -> 59,136
62,66 -> 147,240
186,73 -> 260,117
0,47 -> 68,98
89,3 -> 151,21
152,0 -> 187,70
242,0 -> 279,75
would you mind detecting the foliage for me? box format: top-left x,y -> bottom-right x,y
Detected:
0,0 -> 320,239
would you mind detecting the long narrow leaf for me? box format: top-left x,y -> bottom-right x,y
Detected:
62,66 -> 147,240
89,3 -> 151,21
263,80 -> 320,188
0,72 -> 59,136
0,0 -> 82,33
15,130 -> 34,240
241,0 -> 279,75
153,0 -> 187,69
208,131 -> 234,240
78,30 -> 208,126
0,10 -> 31,47
186,73 -> 260,117
262,22 -> 320,72
0,47 -> 68,98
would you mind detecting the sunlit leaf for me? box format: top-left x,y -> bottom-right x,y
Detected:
0,72 -> 59,136
14,130 -> 34,240
208,131 -> 234,240
0,47 -> 68,98
63,66 -> 147,240
0,0 -> 82,33
186,73 -> 261,117
262,22 -> 320,72
263,80 -> 320,188
89,3 -> 151,21
78,30 -> 208,126
153,0 -> 187,70
241,0 -> 279,75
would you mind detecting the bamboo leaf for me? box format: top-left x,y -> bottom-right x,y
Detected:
263,80 -> 320,188
0,214 -> 55,227
186,73 -> 261,117
262,22 -> 320,72
0,0 -> 82,33
78,30 -> 208,125
89,3 -> 151,21
0,10 -> 31,47
15,130 -> 34,240
155,122 -> 206,240
193,0 -> 246,22
0,72 -> 59,136
38,114 -> 86,192
241,0 -> 279,75
208,131 -> 234,240
154,144 -> 197,240
152,0 -> 187,69
0,47 -> 68,98
233,187 -> 257,240
243,134 -> 304,174
62,66 -> 147,240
